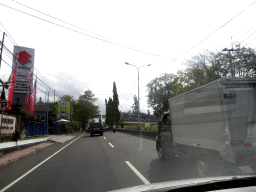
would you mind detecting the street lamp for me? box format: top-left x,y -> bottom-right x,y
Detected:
124,62 -> 151,128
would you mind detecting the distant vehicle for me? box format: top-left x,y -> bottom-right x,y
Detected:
89,123 -> 104,136
103,124 -> 109,131
156,78 -> 256,177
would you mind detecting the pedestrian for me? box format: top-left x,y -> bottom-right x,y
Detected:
13,130 -> 21,146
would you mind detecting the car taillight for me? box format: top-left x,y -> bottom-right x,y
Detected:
91,128 -> 94,131
100,128 -> 103,130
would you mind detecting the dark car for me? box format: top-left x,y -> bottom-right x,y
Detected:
89,123 -> 104,136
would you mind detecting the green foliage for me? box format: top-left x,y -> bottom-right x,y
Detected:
20,109 -> 29,118
119,116 -> 124,128
132,95 -> 139,113
59,94 -> 76,104
147,73 -> 187,118
105,97 -> 114,127
49,102 -> 59,116
67,120 -> 81,133
146,44 -> 256,118
112,82 -> 120,125
118,123 -> 158,132
73,90 -> 99,128
105,82 -> 121,127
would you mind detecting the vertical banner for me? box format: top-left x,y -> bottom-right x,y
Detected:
7,64 -> 17,109
12,46 -> 35,108
24,72 -> 33,111
57,101 -> 71,118
29,76 -> 37,116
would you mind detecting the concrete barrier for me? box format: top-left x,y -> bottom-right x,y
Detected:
0,137 -> 50,151
116,129 -> 157,140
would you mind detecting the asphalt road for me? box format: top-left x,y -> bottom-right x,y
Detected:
0,131 -> 208,192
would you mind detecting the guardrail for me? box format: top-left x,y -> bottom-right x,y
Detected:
0,137 -> 50,152
116,128 -> 157,140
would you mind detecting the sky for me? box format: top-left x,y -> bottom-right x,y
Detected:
1,0 -> 256,116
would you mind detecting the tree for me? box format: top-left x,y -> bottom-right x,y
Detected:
105,82 -> 121,127
213,44 -> 256,78
112,82 -> 120,125
146,73 -> 178,117
182,51 -> 222,89
132,95 -> 139,114
105,97 -> 114,127
60,94 -> 76,104
73,90 -> 99,128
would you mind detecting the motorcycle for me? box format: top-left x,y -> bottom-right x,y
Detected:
113,128 -> 116,133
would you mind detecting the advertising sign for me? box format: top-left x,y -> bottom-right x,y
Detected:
57,101 -> 71,118
12,46 -> 35,94
0,115 -> 16,134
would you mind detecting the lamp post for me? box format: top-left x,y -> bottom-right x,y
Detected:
124,62 -> 151,128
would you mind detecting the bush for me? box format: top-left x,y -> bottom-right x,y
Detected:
67,121 -> 81,133
20,109 -> 29,119
118,123 -> 158,132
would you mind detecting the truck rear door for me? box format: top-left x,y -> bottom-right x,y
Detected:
224,83 -> 256,163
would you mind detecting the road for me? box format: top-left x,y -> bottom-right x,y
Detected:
0,131 -> 205,192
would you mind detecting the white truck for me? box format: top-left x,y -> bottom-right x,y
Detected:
156,78 -> 256,177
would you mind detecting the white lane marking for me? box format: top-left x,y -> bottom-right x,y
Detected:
109,143 -> 114,147
0,133 -> 85,192
103,137 -> 106,139
125,161 -> 150,185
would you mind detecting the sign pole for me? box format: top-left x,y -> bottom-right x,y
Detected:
0,110 -> 3,143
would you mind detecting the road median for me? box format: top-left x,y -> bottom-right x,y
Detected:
116,128 -> 157,140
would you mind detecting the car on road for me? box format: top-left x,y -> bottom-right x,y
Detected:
89,123 -> 104,136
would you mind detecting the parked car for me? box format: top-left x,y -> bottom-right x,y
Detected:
89,123 -> 104,136
103,124 -> 109,131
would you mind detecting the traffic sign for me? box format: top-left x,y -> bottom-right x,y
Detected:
0,100 -> 9,111
62,101 -> 68,107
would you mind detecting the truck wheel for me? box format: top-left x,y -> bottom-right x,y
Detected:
157,146 -> 166,160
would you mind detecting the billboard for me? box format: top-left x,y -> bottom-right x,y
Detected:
12,46 -> 35,108
57,101 -> 71,119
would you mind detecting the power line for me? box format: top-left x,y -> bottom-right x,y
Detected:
169,0 -> 256,63
1,57 -> 62,100
9,0 -> 110,41
0,3 -> 163,58
0,27 -> 63,98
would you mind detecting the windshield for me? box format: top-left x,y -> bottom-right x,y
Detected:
1,1 -> 256,192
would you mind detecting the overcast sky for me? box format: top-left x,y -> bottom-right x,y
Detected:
1,0 -> 256,115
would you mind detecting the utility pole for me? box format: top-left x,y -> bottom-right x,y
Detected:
222,48 -> 237,78
46,92 -> 49,136
54,90 -> 55,102
0,32 -> 6,69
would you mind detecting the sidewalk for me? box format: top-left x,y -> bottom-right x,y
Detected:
0,142 -> 54,168
0,132 -> 83,168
